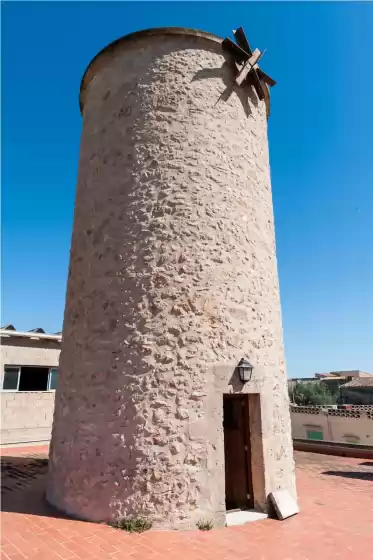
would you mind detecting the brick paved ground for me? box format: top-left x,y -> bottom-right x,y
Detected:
1,446 -> 373,559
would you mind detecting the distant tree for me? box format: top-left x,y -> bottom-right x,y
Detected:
289,381 -> 337,406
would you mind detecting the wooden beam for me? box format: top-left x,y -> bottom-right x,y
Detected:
222,28 -> 276,95
250,68 -> 266,101
235,48 -> 263,86
233,27 -> 252,56
257,68 -> 277,87
222,37 -> 248,63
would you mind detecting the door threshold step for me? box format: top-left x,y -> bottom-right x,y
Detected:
226,509 -> 268,527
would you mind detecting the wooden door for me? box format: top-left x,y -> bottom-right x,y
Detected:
223,395 -> 253,510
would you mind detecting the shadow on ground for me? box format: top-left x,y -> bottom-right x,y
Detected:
1,455 -> 48,490
322,470 -> 373,481
1,455 -> 69,518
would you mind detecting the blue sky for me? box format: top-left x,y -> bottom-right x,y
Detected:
2,2 -> 373,377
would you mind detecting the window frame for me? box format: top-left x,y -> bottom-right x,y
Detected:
1,365 -> 21,391
1,365 -> 58,392
47,367 -> 58,391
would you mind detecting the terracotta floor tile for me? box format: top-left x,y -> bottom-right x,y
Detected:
1,542 -> 25,558
2,447 -> 373,560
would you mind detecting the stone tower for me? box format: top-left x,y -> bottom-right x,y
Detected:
47,27 -> 297,529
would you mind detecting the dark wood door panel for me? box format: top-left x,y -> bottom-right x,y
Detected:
223,395 -> 252,510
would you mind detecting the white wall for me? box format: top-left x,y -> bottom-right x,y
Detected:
291,406 -> 373,445
1,338 -> 60,368
1,392 -> 55,445
0,338 -> 60,445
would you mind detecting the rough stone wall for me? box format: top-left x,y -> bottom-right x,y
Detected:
47,32 -> 296,529
1,392 -> 55,445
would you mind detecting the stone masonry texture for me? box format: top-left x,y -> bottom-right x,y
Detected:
47,28 -> 297,530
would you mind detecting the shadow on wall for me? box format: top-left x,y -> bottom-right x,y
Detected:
192,57 -> 259,119
228,367 -> 246,393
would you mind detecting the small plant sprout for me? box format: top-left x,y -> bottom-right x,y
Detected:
196,519 -> 213,531
110,516 -> 152,533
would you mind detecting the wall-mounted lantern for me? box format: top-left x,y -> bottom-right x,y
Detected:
237,358 -> 254,383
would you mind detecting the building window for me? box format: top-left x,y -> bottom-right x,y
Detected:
1,366 -> 58,392
306,429 -> 323,441
48,368 -> 58,390
2,366 -> 20,391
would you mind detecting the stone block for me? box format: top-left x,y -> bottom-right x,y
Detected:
269,489 -> 299,520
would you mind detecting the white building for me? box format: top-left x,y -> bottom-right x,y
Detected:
0,325 -> 61,445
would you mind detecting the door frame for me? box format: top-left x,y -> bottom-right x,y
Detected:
223,393 -> 254,511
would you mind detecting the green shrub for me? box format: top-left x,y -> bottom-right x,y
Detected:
110,516 -> 152,533
289,381 -> 338,406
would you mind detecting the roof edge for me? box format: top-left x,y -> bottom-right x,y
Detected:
80,27 -> 222,113
79,26 -> 270,117
0,329 -> 62,342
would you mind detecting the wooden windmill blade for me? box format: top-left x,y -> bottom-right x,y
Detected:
222,37 -> 248,63
233,27 -> 252,56
250,68 -> 266,101
257,68 -> 277,87
223,26 -> 276,98
235,48 -> 261,87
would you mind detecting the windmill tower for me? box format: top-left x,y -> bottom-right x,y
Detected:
47,27 -> 297,529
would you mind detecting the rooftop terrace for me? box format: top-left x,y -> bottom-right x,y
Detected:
1,445 -> 373,559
